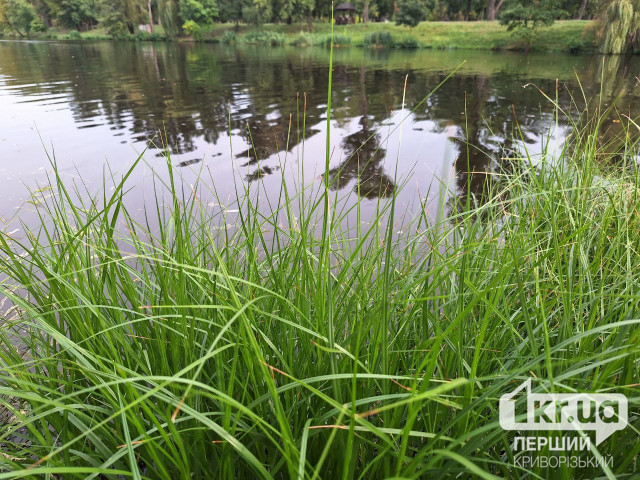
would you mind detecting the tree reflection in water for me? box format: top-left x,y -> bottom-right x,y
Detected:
2,42 -> 639,214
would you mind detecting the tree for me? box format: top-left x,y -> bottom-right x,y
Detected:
487,0 -> 505,20
57,0 -> 99,30
295,0 -> 314,30
1,0 -> 38,37
179,0 -> 218,24
242,0 -> 271,25
356,0 -> 371,22
218,0 -> 246,23
576,0 -> 588,19
600,0 -> 640,53
499,0 -> 563,50
157,0 -> 180,36
396,0 -> 427,26
100,0 -> 145,36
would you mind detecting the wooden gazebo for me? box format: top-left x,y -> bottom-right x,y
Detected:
335,2 -> 356,25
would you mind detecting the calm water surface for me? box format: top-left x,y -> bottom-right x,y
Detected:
1,41 -> 639,230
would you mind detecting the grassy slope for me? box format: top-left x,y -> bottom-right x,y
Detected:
212,20 -> 597,52
10,20 -> 598,54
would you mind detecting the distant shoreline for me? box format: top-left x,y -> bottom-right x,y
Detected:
1,20 -> 599,54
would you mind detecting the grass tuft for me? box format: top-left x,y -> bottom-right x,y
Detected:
0,69 -> 639,478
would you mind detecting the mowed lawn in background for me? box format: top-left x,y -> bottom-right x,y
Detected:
20,20 -> 598,53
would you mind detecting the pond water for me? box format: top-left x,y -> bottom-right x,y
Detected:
0,40 -> 638,230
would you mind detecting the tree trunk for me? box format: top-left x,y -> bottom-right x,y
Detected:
576,0 -> 588,20
363,3 -> 370,22
487,0 -> 496,20
147,0 -> 154,32
487,0 -> 505,20
307,15 -> 313,32
465,0 -> 472,20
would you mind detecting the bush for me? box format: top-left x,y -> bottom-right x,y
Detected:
134,30 -> 150,41
395,0 -> 426,27
395,36 -> 419,48
182,20 -> 203,40
179,0 -> 218,25
107,21 -> 130,40
363,31 -> 394,47
29,18 -> 47,33
324,33 -> 351,47
221,30 -> 236,43
149,32 -> 167,42
499,1 -> 561,51
67,29 -> 82,40
244,30 -> 284,45
290,31 -> 314,46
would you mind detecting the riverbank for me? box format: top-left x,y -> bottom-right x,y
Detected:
2,20 -> 598,54
215,20 -> 597,53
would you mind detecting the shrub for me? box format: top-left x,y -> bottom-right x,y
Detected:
499,1 -> 561,51
29,18 -> 47,33
364,30 -> 394,47
67,29 -> 82,40
134,30 -> 150,41
182,20 -> 203,40
396,0 -> 426,27
324,33 -> 351,47
395,36 -> 419,48
291,31 -> 314,46
107,21 -> 130,40
244,30 -> 284,45
148,32 -> 167,42
221,30 -> 236,43
179,0 -> 218,26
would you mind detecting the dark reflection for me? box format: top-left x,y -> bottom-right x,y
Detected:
245,165 -> 279,182
1,41 -> 639,208
177,158 -> 202,167
326,65 -> 395,198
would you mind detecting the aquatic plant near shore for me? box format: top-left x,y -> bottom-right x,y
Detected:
0,53 -> 639,480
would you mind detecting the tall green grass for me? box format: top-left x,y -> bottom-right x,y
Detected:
1,63 -> 640,480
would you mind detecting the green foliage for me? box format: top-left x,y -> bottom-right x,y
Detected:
244,28 -> 284,44
274,0 -> 294,22
179,0 -> 218,25
57,0 -> 99,30
1,103 -> 640,478
295,0 -> 314,20
324,32 -> 351,46
217,0 -> 244,23
3,0 -> 38,37
600,0 -> 640,54
182,18 -> 203,38
29,16 -> 46,31
100,0 -> 145,38
221,28 -> 236,42
395,0 -> 427,27
500,1 -> 563,49
363,29 -> 393,46
67,28 -> 81,38
290,30 -> 313,45
242,0 -> 271,26
395,35 -> 419,48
